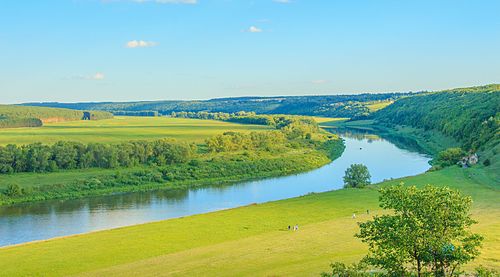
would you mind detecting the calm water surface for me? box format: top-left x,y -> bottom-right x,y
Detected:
0,129 -> 431,246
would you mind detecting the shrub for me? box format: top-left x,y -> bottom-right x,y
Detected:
4,184 -> 23,197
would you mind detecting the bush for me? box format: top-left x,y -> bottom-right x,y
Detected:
4,184 -> 23,197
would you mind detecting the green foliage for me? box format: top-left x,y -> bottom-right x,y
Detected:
356,184 -> 483,276
343,164 -> 371,188
206,131 -> 287,153
21,93 -> 407,119
171,111 -> 320,135
0,139 -> 194,174
321,261 -> 371,277
4,183 -> 23,197
474,265 -> 499,277
434,147 -> 465,167
374,85 -> 500,151
0,104 -> 113,128
0,149 -> 332,205
113,110 -> 159,117
0,117 -> 42,128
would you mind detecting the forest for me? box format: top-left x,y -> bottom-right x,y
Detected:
373,84 -> 500,151
21,93 -> 408,118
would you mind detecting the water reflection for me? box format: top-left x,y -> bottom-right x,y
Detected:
0,129 -> 431,246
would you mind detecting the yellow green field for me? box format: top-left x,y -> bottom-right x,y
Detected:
0,116 -> 269,145
0,165 -> 498,276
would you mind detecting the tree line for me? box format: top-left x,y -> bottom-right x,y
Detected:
171,111 -> 320,136
21,92 -> 409,118
373,85 -> 499,151
0,139 -> 194,174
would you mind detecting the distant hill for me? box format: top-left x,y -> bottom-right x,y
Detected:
20,93 -> 410,119
0,105 -> 113,128
373,84 -> 500,151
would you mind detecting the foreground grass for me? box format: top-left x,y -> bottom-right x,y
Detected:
0,166 -> 498,276
0,116 -> 268,145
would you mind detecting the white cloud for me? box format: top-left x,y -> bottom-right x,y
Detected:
92,73 -> 105,80
126,40 -> 158,48
312,79 -> 328,84
71,72 -> 105,81
248,26 -> 263,33
273,0 -> 291,3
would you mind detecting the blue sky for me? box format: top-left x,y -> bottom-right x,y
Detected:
1,0 -> 499,103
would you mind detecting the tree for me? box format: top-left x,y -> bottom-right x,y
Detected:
356,184 -> 483,276
343,164 -> 371,188
435,147 -> 464,167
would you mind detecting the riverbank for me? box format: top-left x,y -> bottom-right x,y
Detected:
320,119 -> 460,156
0,115 -> 346,206
0,139 -> 344,206
0,165 -> 497,276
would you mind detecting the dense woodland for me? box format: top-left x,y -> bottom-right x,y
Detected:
0,105 -> 113,128
373,85 -> 500,151
0,140 -> 194,174
21,93 -> 408,118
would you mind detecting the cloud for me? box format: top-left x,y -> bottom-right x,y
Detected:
70,72 -> 105,81
126,40 -> 158,48
248,26 -> 263,33
92,73 -> 105,80
273,0 -> 291,3
311,79 -> 328,84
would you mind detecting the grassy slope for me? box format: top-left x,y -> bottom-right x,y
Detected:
0,104 -> 112,123
0,165 -> 498,276
0,116 -> 269,145
366,100 -> 393,112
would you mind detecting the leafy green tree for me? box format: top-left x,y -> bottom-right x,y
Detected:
435,147 -> 464,167
343,164 -> 371,188
356,184 -> 483,276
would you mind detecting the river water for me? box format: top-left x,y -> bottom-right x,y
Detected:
0,129 -> 431,247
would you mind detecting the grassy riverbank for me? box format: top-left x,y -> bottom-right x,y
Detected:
0,165 -> 497,276
0,146 -> 337,206
0,116 -> 344,205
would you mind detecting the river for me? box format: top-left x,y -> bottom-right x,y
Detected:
0,129 -> 431,247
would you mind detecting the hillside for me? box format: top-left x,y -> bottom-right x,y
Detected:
21,93 -> 408,119
373,84 -> 500,152
0,105 -> 113,128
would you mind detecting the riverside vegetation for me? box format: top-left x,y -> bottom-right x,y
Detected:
0,84 -> 498,276
0,113 -> 344,205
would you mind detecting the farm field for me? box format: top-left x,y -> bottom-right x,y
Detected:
0,116 -> 269,145
0,165 -> 498,276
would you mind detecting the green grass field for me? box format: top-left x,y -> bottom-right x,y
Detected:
0,116 -> 269,145
366,100 -> 394,112
0,165 -> 498,276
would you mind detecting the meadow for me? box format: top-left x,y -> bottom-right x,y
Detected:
0,115 -> 343,205
0,116 -> 269,145
0,165 -> 497,276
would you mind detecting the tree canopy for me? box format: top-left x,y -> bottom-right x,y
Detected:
356,184 -> 483,276
343,164 -> 371,188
